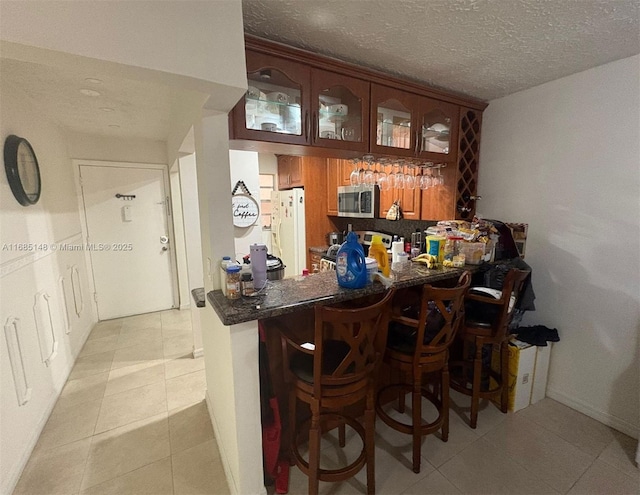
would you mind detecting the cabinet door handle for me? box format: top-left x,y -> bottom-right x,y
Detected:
312,112 -> 317,142
304,111 -> 309,141
414,129 -> 420,155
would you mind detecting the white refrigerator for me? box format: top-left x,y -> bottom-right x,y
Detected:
271,188 -> 306,278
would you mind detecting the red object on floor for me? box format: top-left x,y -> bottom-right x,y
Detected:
262,396 -> 281,477
274,459 -> 290,494
259,321 -> 282,480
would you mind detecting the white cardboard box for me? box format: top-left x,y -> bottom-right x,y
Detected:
501,339 -> 553,412
531,342 -> 552,404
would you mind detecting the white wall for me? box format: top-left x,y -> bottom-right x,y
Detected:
0,0 -> 246,99
196,115 -> 265,495
169,165 -> 191,309
66,132 -> 167,165
478,55 -> 640,437
0,79 -> 96,495
229,150 -> 264,261
178,152 -> 204,354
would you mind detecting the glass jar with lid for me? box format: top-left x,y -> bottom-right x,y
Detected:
225,265 -> 241,300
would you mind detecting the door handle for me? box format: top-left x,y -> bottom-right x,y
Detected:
160,236 -> 169,244
162,246 -> 168,251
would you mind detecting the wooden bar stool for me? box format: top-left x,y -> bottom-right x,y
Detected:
279,289 -> 394,495
449,268 -> 530,428
375,272 -> 470,473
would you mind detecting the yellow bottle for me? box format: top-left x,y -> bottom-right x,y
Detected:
368,235 -> 390,277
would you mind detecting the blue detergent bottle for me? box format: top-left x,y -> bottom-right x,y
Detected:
336,231 -> 368,289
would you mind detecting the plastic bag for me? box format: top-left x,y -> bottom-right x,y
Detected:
386,200 -> 402,221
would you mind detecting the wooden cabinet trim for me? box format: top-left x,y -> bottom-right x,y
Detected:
244,35 -> 487,111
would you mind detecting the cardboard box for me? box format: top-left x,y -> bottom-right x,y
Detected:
531,343 -> 552,404
491,339 -> 553,412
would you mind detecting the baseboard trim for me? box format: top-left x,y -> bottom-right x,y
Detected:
192,347 -> 204,359
205,391 -> 240,495
546,387 -> 639,439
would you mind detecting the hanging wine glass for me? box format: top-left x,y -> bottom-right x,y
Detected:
362,154 -> 375,187
435,165 -> 445,186
393,159 -> 405,190
377,158 -> 389,189
349,157 -> 361,187
404,162 -> 416,190
419,163 -> 434,190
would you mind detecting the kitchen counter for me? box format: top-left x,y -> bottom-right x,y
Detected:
207,263 -> 465,325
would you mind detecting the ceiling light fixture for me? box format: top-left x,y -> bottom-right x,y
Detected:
79,88 -> 101,97
84,78 -> 103,85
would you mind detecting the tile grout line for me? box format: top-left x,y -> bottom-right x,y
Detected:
78,365 -> 108,494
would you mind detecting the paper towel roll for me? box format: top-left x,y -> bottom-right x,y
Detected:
250,244 -> 268,290
391,241 -> 405,263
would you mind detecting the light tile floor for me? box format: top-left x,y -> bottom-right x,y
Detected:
14,310 -> 639,494
13,309 -> 217,495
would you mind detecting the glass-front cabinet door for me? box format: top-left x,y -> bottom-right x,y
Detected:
369,84 -> 419,157
231,51 -> 311,145
417,100 -> 459,160
311,69 -> 369,152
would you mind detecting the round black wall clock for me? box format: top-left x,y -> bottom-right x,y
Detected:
4,135 -> 41,206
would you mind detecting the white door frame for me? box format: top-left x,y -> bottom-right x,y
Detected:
72,159 -> 179,319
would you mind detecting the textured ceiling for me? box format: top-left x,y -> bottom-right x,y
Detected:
242,0 -> 640,101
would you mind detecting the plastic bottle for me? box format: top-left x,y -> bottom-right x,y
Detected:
220,256 -> 232,296
250,244 -> 268,291
426,235 -> 446,263
335,231 -> 368,289
368,235 -> 390,277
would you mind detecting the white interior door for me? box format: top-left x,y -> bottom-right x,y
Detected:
80,164 -> 176,319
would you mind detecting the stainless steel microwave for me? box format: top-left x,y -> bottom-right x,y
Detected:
337,185 -> 379,218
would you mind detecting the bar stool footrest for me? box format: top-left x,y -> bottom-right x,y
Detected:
376,383 -> 444,437
292,412 -> 367,483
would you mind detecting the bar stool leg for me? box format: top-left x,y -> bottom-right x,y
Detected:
365,387 -> 376,494
288,390 -> 297,465
471,340 -> 483,429
338,420 -> 346,448
397,368 -> 406,414
412,374 -> 422,473
442,365 -> 450,442
308,403 -> 321,495
500,341 -> 509,413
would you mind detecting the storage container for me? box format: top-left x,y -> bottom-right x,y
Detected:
459,242 -> 485,265
365,257 -> 378,282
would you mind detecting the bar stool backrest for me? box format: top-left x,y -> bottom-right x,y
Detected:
466,268 -> 530,340
313,289 -> 395,396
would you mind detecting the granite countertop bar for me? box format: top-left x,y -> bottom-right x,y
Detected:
207,264 -> 465,325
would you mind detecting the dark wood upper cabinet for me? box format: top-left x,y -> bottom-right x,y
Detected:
231,36 -> 488,221
230,51 -> 311,146
370,84 -> 460,163
416,99 -> 459,162
311,69 -> 370,153
369,84 -> 420,157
